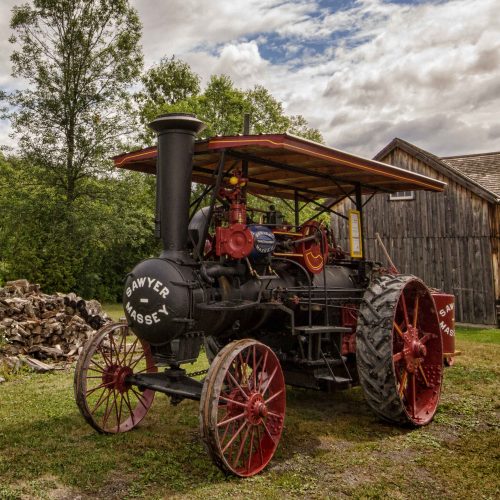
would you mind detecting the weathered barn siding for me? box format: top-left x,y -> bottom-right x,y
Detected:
331,147 -> 498,324
490,204 -> 500,318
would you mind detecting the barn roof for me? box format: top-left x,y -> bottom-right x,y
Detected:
374,138 -> 500,204
113,133 -> 446,202
440,152 -> 500,199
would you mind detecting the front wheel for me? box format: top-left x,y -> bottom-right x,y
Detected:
74,322 -> 157,434
356,275 -> 443,426
199,339 -> 286,476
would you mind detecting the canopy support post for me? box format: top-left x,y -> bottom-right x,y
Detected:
355,183 -> 366,279
294,190 -> 300,227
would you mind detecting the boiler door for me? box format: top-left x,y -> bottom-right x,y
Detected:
122,258 -> 195,345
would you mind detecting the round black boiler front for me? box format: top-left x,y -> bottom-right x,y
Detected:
123,258 -> 202,345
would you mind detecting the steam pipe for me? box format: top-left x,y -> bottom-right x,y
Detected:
148,113 -> 205,257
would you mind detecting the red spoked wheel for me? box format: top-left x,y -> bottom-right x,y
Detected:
200,339 -> 286,477
357,275 -> 443,426
74,322 -> 157,434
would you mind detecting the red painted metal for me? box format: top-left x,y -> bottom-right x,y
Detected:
432,292 -> 456,366
392,282 -> 443,425
216,224 -> 254,259
200,339 -> 286,477
298,221 -> 328,274
75,322 -> 157,434
112,133 -> 447,198
341,304 -> 358,355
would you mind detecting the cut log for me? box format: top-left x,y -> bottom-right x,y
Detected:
23,356 -> 54,373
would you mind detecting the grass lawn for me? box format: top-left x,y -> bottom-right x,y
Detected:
0,321 -> 498,499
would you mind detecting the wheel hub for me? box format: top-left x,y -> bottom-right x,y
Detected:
246,392 -> 268,425
402,326 -> 427,372
102,365 -> 133,393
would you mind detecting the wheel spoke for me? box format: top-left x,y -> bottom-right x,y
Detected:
418,365 -> 430,388
119,328 -> 128,362
219,395 -> 247,408
400,291 -> 410,328
257,425 -> 264,465
258,351 -> 269,392
97,345 -> 113,367
226,371 -> 250,400
233,424 -> 251,469
247,427 -> 255,473
420,332 -> 433,344
238,352 -> 249,386
220,419 -> 233,446
102,389 -> 117,429
90,387 -> 111,415
116,393 -> 124,432
222,420 -> 247,454
129,353 -> 146,371
109,334 -> 122,367
267,410 -> 283,419
89,359 -> 106,373
261,366 -> 278,395
261,420 -> 276,444
393,351 -> 404,363
393,321 -> 405,339
217,411 -> 245,428
131,387 -> 149,410
123,391 -> 135,425
411,373 -> 416,418
252,345 -> 257,389
86,381 -> 113,396
113,389 -> 120,428
123,337 -> 139,366
398,369 -> 408,398
265,388 -> 284,405
413,295 -> 419,328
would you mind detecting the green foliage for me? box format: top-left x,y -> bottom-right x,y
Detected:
0,153 -> 158,300
135,57 -> 323,145
6,0 -> 143,202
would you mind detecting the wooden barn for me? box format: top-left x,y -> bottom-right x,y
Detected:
331,138 -> 500,325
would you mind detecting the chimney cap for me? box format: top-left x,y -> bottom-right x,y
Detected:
148,113 -> 205,135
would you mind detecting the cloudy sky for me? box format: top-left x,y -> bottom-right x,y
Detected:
1,0 -> 499,157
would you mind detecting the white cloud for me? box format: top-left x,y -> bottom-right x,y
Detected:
1,0 -> 500,157
213,41 -> 268,81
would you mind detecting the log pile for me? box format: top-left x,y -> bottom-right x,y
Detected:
0,279 -> 110,364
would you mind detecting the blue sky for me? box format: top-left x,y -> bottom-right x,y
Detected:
1,0 -> 499,156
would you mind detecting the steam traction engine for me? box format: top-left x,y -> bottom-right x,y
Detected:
75,114 -> 455,477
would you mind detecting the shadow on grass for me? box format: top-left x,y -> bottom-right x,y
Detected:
0,380 -> 415,498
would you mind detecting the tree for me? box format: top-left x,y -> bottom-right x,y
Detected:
135,58 -> 323,144
0,151 -> 159,299
136,56 -> 200,124
243,85 -> 290,134
6,0 -> 143,202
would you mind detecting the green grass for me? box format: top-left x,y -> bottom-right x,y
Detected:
456,326 -> 500,344
0,322 -> 498,499
102,303 -> 125,322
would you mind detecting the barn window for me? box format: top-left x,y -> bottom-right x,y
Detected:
389,191 -> 414,201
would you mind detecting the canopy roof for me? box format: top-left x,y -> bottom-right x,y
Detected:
113,133 -> 446,201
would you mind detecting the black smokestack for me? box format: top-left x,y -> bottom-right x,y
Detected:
148,113 -> 205,257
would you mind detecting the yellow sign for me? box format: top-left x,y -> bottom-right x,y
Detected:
348,210 -> 363,258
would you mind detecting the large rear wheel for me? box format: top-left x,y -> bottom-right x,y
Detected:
356,275 -> 443,426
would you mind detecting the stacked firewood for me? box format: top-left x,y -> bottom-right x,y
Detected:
0,279 -> 110,364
